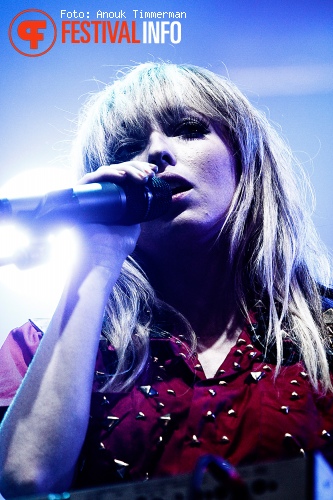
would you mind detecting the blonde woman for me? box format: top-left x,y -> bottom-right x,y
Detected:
0,62 -> 332,497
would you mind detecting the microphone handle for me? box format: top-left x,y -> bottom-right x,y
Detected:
0,183 -> 126,226
0,177 -> 171,227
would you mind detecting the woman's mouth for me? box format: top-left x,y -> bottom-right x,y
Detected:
161,175 -> 193,198
171,185 -> 191,196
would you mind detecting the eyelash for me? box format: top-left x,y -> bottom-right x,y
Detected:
114,140 -> 147,162
172,118 -> 210,140
113,117 -> 210,161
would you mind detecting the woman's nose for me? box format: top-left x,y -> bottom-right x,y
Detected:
146,131 -> 176,172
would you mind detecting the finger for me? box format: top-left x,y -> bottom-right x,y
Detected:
78,166 -> 127,185
116,162 -> 158,183
78,162 -> 158,185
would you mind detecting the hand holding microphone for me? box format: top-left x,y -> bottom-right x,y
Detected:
0,162 -> 171,269
0,162 -> 171,228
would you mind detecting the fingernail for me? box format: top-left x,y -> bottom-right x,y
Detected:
140,172 -> 150,181
143,169 -> 155,177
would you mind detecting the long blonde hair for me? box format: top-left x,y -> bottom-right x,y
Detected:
71,62 -> 332,392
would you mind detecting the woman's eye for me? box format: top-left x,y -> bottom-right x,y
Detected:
114,141 -> 146,162
173,119 -> 210,140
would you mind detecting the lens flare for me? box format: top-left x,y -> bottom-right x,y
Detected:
0,168 -> 78,345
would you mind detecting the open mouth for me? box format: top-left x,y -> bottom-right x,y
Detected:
171,185 -> 191,196
162,176 -> 192,197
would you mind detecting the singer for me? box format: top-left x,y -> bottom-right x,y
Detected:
0,62 -> 332,497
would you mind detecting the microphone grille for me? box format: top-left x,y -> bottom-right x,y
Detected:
145,177 -> 172,221
123,177 -> 172,224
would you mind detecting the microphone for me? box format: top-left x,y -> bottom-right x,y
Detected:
0,177 -> 172,227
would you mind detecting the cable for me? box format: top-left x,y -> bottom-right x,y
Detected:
189,454 -> 250,500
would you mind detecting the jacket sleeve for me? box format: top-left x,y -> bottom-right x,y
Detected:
0,320 -> 43,408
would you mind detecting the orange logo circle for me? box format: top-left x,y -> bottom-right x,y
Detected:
9,9 -> 57,57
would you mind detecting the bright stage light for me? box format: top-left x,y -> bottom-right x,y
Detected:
0,227 -> 78,293
0,167 -> 79,345
0,166 -> 78,267
0,224 -> 30,261
0,166 -> 76,198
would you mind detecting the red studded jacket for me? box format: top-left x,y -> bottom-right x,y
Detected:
0,320 -> 333,489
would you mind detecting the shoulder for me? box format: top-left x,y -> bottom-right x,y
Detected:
320,287 -> 333,332
318,287 -> 333,372
0,320 -> 45,406
321,287 -> 333,312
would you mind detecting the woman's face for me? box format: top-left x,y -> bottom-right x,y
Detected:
128,108 -> 238,251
